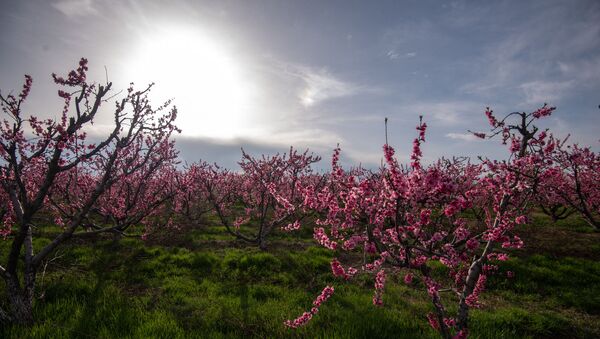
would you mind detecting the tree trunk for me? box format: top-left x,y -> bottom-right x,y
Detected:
8,293 -> 33,325
258,236 -> 268,251
3,274 -> 35,325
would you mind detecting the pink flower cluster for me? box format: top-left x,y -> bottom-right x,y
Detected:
532,104 -> 555,118
314,227 -> 337,250
485,107 -> 500,127
281,220 -> 301,232
284,286 -> 334,328
410,118 -> 427,169
465,274 -> 487,308
330,258 -> 357,280
52,58 -> 88,86
372,269 -> 386,306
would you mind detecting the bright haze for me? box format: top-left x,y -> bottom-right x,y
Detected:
1,0 -> 599,169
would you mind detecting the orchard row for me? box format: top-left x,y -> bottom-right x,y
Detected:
1,59 -> 598,338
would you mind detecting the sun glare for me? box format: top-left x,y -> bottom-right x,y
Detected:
125,25 -> 258,139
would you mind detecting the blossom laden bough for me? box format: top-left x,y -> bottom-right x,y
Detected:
200,147 -> 322,249
286,105 -> 560,338
0,58 -> 179,324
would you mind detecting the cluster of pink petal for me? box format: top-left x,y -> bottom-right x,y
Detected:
284,286 -> 334,328
372,269 -> 386,306
330,258 -> 357,280
410,119 -> 427,170
52,58 -> 88,86
314,227 -> 337,250
427,313 -> 440,330
484,108 -> 500,127
532,104 -> 555,118
281,220 -> 301,232
404,273 -> 414,285
465,274 -> 487,308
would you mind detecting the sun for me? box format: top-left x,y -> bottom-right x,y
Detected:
124,25 -> 258,139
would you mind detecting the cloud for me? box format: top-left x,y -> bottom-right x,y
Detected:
387,50 -> 416,60
557,57 -> 600,83
445,132 -> 479,141
52,0 -> 98,17
251,128 -> 344,150
396,101 -> 484,126
387,50 -> 400,60
519,80 -> 575,106
291,66 -> 360,107
459,1 -> 600,101
268,59 -> 375,109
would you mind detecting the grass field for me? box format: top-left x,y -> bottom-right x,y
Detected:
1,213 -> 599,338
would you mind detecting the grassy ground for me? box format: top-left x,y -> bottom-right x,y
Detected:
1,213 -> 599,338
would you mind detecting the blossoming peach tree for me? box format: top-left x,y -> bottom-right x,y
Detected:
169,162 -> 217,230
535,140 -> 599,229
47,133 -> 179,241
199,147 -> 321,249
285,107 -> 557,338
0,59 -> 179,323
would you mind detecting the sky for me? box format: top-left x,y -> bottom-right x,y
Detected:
1,0 -> 599,169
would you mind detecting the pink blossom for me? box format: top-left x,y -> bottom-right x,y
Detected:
515,215 -> 528,225
331,258 -> 355,280
285,286 -> 334,328
314,227 -> 337,250
466,238 -> 479,250
427,313 -> 440,330
372,269 -> 386,306
282,220 -> 301,232
465,274 -> 487,308
532,104 -> 555,118
404,273 -> 413,285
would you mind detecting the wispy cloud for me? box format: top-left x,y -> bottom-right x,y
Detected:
255,128 -> 343,149
52,0 -> 98,18
557,57 -> 600,83
387,50 -> 417,60
387,50 -> 400,60
519,80 -> 575,106
446,132 -> 479,141
290,66 -> 360,107
397,101 -> 484,126
459,1 -> 600,105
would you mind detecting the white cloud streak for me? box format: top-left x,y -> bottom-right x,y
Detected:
459,2 -> 600,106
387,50 -> 417,60
519,80 -> 575,106
445,132 -> 479,141
52,0 -> 98,17
293,67 -> 360,107
396,101 -> 484,126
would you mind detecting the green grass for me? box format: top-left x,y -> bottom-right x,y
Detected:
1,216 -> 599,338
